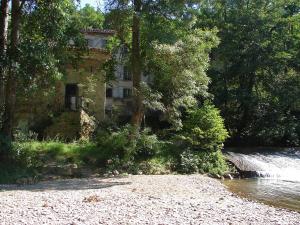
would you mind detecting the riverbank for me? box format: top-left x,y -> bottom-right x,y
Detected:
0,175 -> 299,225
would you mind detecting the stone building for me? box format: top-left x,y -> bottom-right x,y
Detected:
16,29 -> 134,140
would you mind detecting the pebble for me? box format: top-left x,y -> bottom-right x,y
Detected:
0,175 -> 299,225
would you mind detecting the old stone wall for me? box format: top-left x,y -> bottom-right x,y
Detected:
15,50 -> 109,140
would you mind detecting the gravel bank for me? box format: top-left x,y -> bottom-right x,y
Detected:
0,175 -> 299,225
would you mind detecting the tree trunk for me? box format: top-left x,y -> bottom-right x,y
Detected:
2,0 -> 20,138
0,0 -> 9,123
131,0 -> 143,128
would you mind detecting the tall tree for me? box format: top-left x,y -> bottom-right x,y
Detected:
0,0 -> 9,120
196,0 -> 300,146
78,4 -> 105,29
130,0 -> 143,127
2,0 -> 21,138
1,0 -> 85,140
105,0 -> 215,128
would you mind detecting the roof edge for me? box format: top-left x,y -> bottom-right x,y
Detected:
81,29 -> 116,35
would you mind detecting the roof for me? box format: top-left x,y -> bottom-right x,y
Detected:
81,29 -> 116,35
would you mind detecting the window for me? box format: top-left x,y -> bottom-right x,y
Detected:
65,84 -> 79,111
106,88 -> 113,98
123,88 -> 132,98
123,66 -> 132,81
87,39 -> 94,47
101,39 -> 108,48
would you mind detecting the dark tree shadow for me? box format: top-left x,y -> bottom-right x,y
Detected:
0,178 -> 132,192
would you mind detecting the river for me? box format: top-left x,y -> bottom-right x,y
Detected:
224,148 -> 300,212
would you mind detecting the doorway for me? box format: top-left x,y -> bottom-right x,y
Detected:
65,84 -> 78,111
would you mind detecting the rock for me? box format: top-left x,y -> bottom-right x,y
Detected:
15,178 -> 28,185
1,175 -> 299,224
83,195 -> 101,203
113,170 -> 119,176
224,173 -> 234,180
208,173 -> 222,179
15,177 -> 37,185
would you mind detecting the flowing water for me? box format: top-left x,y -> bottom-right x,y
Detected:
224,148 -> 300,212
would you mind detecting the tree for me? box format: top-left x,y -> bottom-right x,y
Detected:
2,0 -> 21,138
196,0 -> 300,146
0,0 -> 9,123
130,0 -> 143,127
105,0 -> 217,129
148,29 -> 219,128
1,0 -> 85,140
77,4 -> 105,29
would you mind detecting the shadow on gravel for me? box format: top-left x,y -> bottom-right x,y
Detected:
0,178 -> 131,192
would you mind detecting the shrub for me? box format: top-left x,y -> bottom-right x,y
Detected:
94,125 -> 135,161
178,149 -> 228,175
135,128 -> 164,160
172,103 -> 229,175
250,109 -> 300,146
0,134 -> 12,160
180,103 -> 229,151
94,125 -> 164,164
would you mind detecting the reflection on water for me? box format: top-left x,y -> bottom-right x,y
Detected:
224,177 -> 300,211
224,148 -> 300,212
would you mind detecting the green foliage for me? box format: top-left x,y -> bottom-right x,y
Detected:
178,149 -> 228,175
197,0 -> 300,146
0,134 -> 12,160
179,103 -> 229,151
94,125 -> 164,162
77,4 -> 104,29
149,29 -> 219,128
105,1 -> 220,129
0,165 -> 36,184
19,0 -> 86,94
12,141 -> 86,166
169,103 -> 229,175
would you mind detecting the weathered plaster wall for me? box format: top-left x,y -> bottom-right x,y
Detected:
15,31 -> 114,139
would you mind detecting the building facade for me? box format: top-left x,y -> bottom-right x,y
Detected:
16,29 -> 134,140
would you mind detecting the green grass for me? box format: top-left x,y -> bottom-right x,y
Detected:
14,141 -> 104,166
0,165 -> 36,184
0,141 -> 107,184
0,138 -> 230,184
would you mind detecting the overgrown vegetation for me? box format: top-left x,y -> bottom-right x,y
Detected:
197,0 -> 300,146
1,0 -> 299,184
0,103 -> 229,183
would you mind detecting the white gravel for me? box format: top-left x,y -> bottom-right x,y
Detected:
0,175 -> 299,225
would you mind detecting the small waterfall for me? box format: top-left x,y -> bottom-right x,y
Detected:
226,149 -> 300,182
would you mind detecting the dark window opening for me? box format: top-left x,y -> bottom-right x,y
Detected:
123,88 -> 132,98
123,66 -> 132,81
87,39 -> 93,47
106,88 -> 113,98
101,39 -> 108,48
65,84 -> 79,111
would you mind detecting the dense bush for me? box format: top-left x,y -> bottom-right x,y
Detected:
0,113 -> 230,183
94,125 -> 164,163
250,108 -> 300,146
177,103 -> 228,151
178,149 -> 228,175
0,141 -> 40,184
172,103 -> 229,175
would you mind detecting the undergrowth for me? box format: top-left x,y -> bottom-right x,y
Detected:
0,104 -> 230,183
